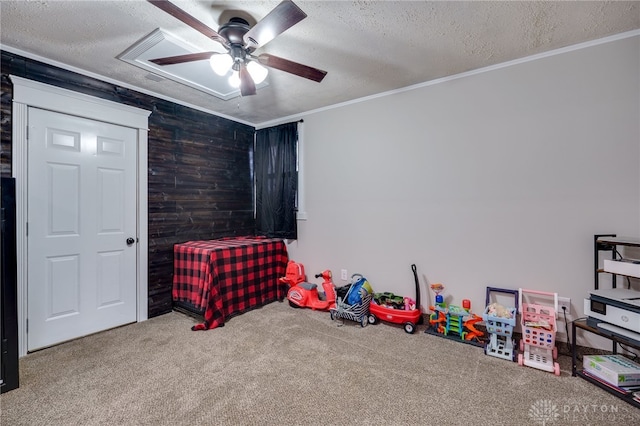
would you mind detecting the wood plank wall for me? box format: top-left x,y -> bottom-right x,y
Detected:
1,51 -> 256,317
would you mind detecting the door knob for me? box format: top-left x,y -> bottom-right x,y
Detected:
126,237 -> 135,246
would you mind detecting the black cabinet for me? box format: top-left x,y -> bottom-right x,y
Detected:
1,177 -> 19,393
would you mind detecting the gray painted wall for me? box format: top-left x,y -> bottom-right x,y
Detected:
287,34 -> 640,348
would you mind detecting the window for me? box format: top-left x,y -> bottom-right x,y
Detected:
254,121 -> 298,239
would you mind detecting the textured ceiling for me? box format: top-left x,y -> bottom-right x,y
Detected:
1,1 -> 639,126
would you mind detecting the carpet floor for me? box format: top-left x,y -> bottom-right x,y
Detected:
1,301 -> 639,425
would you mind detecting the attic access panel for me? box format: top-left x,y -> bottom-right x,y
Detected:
118,28 -> 267,101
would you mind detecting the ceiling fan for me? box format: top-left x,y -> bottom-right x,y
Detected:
147,0 -> 327,96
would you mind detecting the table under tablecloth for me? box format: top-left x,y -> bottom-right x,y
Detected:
173,236 -> 289,330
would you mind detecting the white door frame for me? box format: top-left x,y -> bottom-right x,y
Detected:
10,76 -> 150,356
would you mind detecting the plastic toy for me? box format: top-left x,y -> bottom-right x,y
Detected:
482,287 -> 518,362
330,274 -> 373,327
373,292 -> 405,309
424,285 -> 485,347
368,264 -> 423,334
404,297 -> 415,311
344,274 -> 373,305
517,288 -> 560,376
430,283 -> 444,301
463,310 -> 484,342
286,270 -> 336,311
279,260 -> 306,287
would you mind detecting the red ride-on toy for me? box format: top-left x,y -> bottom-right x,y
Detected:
368,264 -> 423,334
287,270 -> 337,311
279,260 -> 306,287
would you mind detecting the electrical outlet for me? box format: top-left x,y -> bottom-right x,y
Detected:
340,269 -> 348,281
557,296 -> 571,314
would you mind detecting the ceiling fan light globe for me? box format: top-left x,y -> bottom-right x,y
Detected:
210,53 -> 233,76
228,71 -> 241,88
247,61 -> 268,84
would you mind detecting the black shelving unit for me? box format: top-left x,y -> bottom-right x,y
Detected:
594,234 -> 640,289
573,234 -> 640,408
594,234 -> 617,290
572,319 -> 640,408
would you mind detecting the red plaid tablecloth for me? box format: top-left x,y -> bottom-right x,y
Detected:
173,237 -> 289,330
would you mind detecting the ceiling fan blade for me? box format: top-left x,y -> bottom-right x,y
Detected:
257,53 -> 327,83
147,0 -> 227,46
239,65 -> 257,96
149,51 -> 217,66
243,0 -> 307,49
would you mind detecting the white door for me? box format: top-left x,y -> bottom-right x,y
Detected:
27,107 -> 138,351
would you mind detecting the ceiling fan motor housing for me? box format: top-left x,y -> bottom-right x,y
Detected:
218,17 -> 250,45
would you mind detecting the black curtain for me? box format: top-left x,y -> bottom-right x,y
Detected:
254,122 -> 298,239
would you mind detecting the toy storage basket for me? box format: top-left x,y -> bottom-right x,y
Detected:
519,289 -> 557,350
484,309 -> 517,335
330,287 -> 372,327
483,287 -> 518,337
